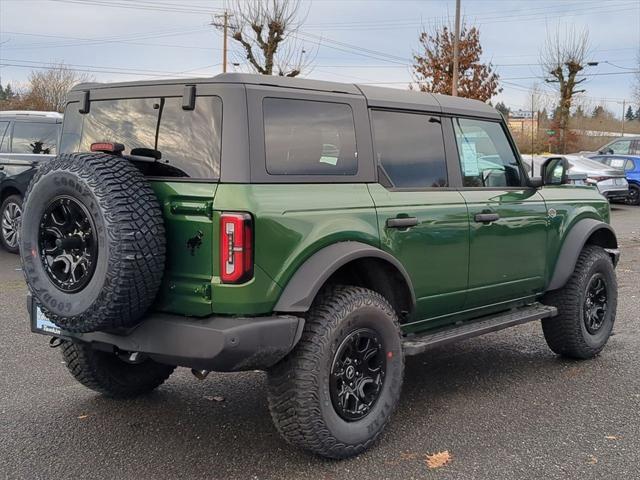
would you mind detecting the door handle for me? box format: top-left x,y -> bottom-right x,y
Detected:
0,165 -> 4,170
386,216 -> 418,229
474,212 -> 500,224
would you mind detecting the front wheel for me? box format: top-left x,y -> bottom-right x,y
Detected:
267,286 -> 404,459
0,194 -> 22,253
627,184 -> 640,206
542,245 -> 617,359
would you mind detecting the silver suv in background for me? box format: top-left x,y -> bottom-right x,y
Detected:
0,111 -> 62,253
529,155 -> 628,202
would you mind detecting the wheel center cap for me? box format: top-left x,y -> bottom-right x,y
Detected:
345,365 -> 356,380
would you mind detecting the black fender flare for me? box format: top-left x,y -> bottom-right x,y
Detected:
273,241 -> 416,313
547,218 -> 618,291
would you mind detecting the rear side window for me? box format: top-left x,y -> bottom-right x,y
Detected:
371,110 -> 447,188
263,98 -> 357,175
63,96 -> 222,179
453,117 -> 523,188
11,122 -> 59,154
0,121 -> 9,152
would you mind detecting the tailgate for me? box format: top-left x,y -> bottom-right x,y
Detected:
150,181 -> 218,316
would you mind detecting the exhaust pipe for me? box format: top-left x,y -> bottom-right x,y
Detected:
191,369 -> 210,380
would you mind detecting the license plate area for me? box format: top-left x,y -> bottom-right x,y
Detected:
30,302 -> 62,336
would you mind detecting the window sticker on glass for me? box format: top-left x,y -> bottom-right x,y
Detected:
609,159 -> 625,168
460,141 -> 480,176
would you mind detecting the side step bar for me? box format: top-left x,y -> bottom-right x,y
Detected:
402,302 -> 557,356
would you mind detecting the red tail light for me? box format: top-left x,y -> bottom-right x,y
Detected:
220,212 -> 253,284
90,142 -> 125,154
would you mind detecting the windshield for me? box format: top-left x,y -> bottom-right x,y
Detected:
61,96 -> 222,179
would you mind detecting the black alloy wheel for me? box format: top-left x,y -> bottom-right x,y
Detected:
38,196 -> 98,293
583,273 -> 608,335
330,328 -> 386,421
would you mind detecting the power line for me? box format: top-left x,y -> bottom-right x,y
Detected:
48,0 -> 224,15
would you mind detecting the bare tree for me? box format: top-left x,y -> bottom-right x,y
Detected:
222,0 -> 311,77
23,65 -> 91,112
412,20 -> 501,102
540,27 -> 591,154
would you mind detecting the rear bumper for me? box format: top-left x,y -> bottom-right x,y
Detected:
598,186 -> 629,201
28,295 -> 304,372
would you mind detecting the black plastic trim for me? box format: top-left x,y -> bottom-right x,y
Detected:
273,241 -> 416,313
547,219 -> 618,291
30,294 -> 304,372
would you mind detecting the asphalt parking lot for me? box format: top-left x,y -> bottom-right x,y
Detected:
1,205 -> 639,480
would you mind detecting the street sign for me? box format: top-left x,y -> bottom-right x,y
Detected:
546,129 -> 555,136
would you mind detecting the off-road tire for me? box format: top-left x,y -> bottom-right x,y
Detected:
267,286 -> 404,459
542,245 -> 617,359
627,184 -> 640,206
20,153 -> 165,333
0,194 -> 22,253
61,341 -> 175,398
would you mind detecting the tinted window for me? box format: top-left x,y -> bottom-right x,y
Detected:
59,103 -> 83,153
608,140 -> 631,155
631,140 -> 640,155
453,117 -> 522,187
11,122 -> 59,154
263,98 -> 357,175
157,97 -> 222,178
0,121 -> 9,152
64,96 -> 222,178
79,98 -> 158,156
371,110 -> 447,188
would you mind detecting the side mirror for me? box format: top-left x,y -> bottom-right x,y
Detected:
541,156 -> 569,186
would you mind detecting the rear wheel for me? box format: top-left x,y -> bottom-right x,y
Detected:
542,245 -> 617,359
627,184 -> 640,206
267,286 -> 403,459
61,341 -> 175,398
0,194 -> 22,253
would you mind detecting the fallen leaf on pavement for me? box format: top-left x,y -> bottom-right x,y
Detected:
605,435 -> 618,440
77,415 -> 89,419
588,455 -> 598,465
204,395 -> 225,402
425,451 -> 452,469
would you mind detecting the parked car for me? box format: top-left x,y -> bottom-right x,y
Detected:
589,154 -> 640,205
23,74 -> 619,459
0,111 -> 62,252
529,154 -> 628,202
596,136 -> 640,155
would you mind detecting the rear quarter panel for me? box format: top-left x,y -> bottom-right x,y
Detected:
210,183 -> 380,315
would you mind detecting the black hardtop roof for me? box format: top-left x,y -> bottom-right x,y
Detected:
71,72 -> 500,119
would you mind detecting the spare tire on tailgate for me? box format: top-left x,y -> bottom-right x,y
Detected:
20,153 -> 166,333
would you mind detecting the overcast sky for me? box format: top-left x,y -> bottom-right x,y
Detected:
1,0 -> 639,115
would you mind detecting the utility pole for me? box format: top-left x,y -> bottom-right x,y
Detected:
451,0 -> 461,97
211,11 -> 232,73
621,99 -> 626,136
531,93 -> 535,162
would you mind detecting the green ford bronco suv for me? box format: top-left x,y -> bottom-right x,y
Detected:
21,73 -> 619,459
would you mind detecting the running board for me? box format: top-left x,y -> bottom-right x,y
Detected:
402,303 -> 557,356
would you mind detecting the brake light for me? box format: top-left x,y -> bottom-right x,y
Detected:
90,142 -> 125,154
220,212 -> 253,284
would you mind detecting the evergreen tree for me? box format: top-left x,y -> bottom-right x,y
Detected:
3,84 -> 15,100
0,83 -> 5,101
636,106 -> 640,121
625,105 -> 636,121
495,101 -> 510,116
